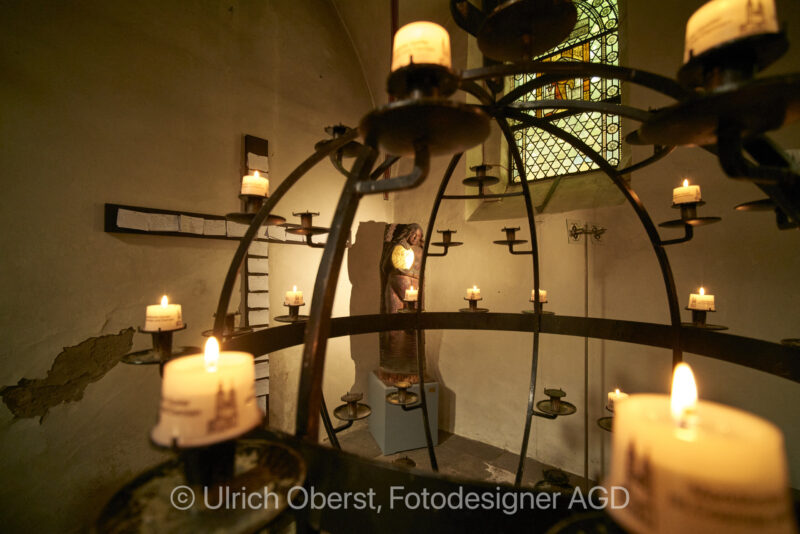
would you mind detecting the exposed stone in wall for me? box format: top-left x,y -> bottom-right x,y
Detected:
1,328 -> 134,421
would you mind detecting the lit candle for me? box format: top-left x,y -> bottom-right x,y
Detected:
684,0 -> 779,63
605,363 -> 795,534
688,286 -> 715,311
151,337 -> 263,447
530,289 -> 548,303
391,21 -> 451,71
240,170 -> 269,197
404,286 -> 418,302
606,388 -> 629,412
672,179 -> 702,205
285,285 -> 304,306
144,295 -> 183,331
466,285 -> 481,300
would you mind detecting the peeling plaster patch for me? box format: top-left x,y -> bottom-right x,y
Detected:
484,463 -> 516,485
1,328 -> 134,421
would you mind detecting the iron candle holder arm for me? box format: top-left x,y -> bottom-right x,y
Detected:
428,229 -> 463,257
492,226 -> 532,255
354,144 -> 430,195
658,200 -> 721,241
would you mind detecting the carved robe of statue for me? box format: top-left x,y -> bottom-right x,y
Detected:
378,223 -> 424,384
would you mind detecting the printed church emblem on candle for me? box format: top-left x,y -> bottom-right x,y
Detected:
624,441 -> 655,529
207,382 -> 238,434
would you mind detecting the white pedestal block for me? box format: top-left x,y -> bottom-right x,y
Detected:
368,371 -> 439,455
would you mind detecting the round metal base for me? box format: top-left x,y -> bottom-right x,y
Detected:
735,198 -> 775,211
459,307 -> 489,313
658,216 -> 721,228
463,175 -> 500,187
536,399 -> 577,416
121,345 -> 201,365
477,0 -> 578,62
682,322 -> 728,331
522,309 -> 554,315
627,74 -> 800,146
201,326 -> 253,339
392,456 -> 417,469
274,315 -> 309,324
333,403 -> 372,422
284,225 -> 329,236
431,241 -> 463,247
226,212 -> 286,226
138,324 -> 187,335
781,338 -> 800,348
493,239 -> 528,245
678,32 -> 789,89
95,440 -> 305,533
597,416 -> 613,433
359,98 -> 490,157
386,391 -> 420,406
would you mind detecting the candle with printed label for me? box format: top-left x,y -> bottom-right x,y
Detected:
673,179 -> 702,205
391,21 -> 451,71
404,287 -> 419,302
607,388 -> 629,412
144,295 -> 183,331
530,289 -> 548,303
241,170 -> 269,197
466,285 -> 481,300
285,285 -> 304,306
688,286 -> 715,311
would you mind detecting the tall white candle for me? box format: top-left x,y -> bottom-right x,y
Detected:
404,287 -> 418,302
151,337 -> 263,447
391,21 -> 452,71
688,286 -> 715,311
530,289 -> 548,303
241,170 -> 269,197
466,285 -> 481,300
673,179 -> 702,204
684,0 -> 779,62
285,285 -> 304,306
605,363 -> 795,534
144,295 -> 183,331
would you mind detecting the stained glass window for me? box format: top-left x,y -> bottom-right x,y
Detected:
511,0 -> 620,181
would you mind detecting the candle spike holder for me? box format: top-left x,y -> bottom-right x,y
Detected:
386,381 -> 420,407
400,298 -> 419,312
201,312 -> 253,340
658,201 -> 720,246
523,294 -> 554,315
493,226 -> 532,255
274,302 -> 309,324
314,124 -> 364,159
333,392 -> 372,422
683,307 -> 728,331
283,211 -> 330,248
536,387 -> 577,416
226,194 -> 287,226
428,228 -> 463,257
459,297 -> 488,313
462,164 -> 500,197
122,324 -> 199,368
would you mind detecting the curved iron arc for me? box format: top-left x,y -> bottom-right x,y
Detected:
493,116 -> 544,486
504,107 -> 683,366
213,128 -> 359,336
510,100 -> 653,123
415,153 -> 464,471
295,145 -> 379,441
462,61 -> 694,101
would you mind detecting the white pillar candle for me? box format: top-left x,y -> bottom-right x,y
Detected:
688,286 -> 716,311
285,285 -> 304,306
684,0 -> 779,62
240,170 -> 269,197
606,363 -> 795,534
404,287 -> 419,302
607,388 -> 629,412
466,285 -> 481,300
391,21 -> 451,71
144,295 -> 183,331
672,179 -> 702,204
530,289 -> 548,303
151,337 -> 263,447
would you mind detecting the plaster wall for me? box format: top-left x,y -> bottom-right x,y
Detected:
0,1 -> 382,531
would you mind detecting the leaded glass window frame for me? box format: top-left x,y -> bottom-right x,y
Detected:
510,0 -> 620,182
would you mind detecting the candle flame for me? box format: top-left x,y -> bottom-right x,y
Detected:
682,179 -> 689,187
671,363 -> 698,422
253,170 -> 260,178
292,285 -> 297,292
473,285 -> 477,290
160,295 -> 168,307
205,336 -> 220,372
699,287 -> 705,296
615,388 -> 620,395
